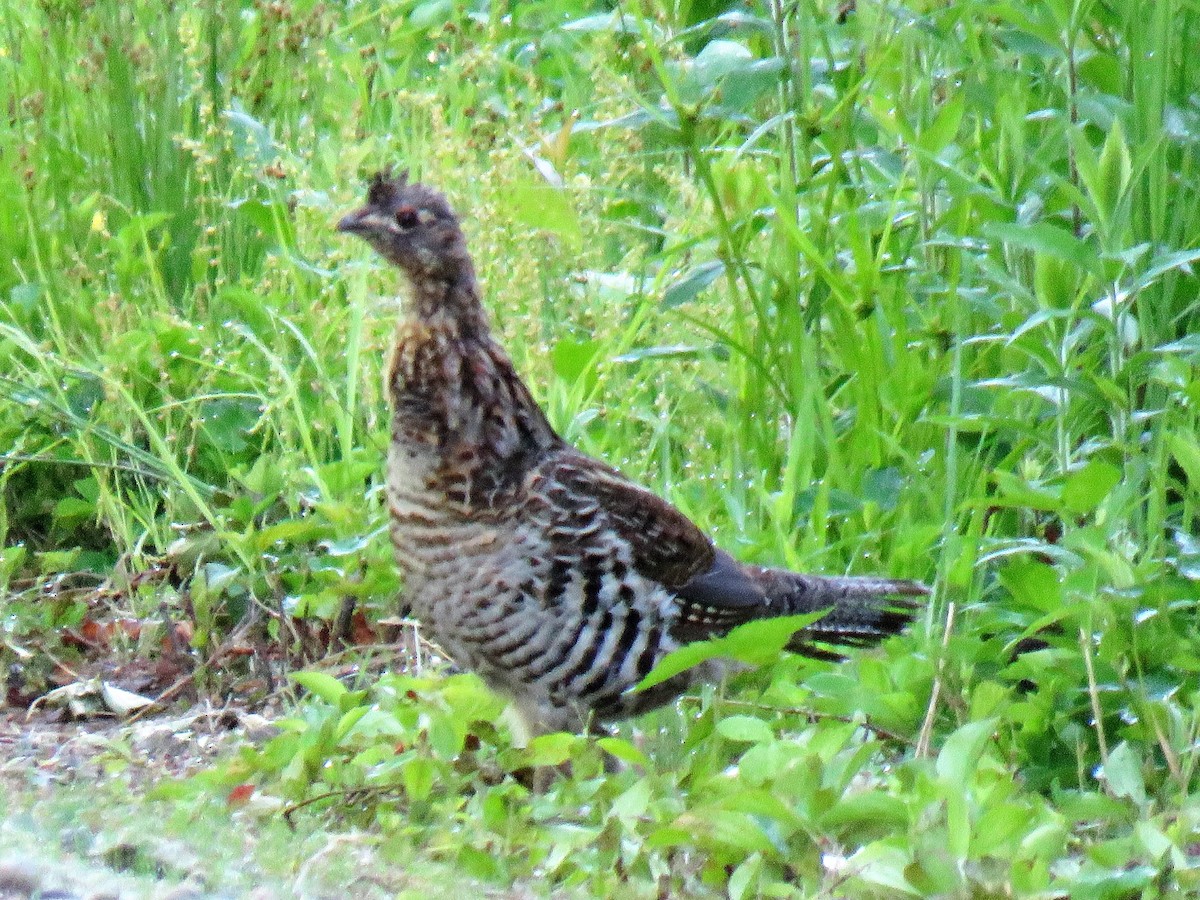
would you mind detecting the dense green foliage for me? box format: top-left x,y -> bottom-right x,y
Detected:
3,0 -> 1200,894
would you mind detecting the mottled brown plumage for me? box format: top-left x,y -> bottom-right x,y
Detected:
338,170 -> 927,736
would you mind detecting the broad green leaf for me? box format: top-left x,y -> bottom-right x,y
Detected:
1034,253 -> 1078,309
290,671 -> 347,705
728,853 -> 762,900
637,640 -> 715,690
255,519 -> 328,550
550,338 -> 601,386
1102,741 -> 1146,804
506,182 -> 581,248
409,0 -> 452,29
334,705 -> 369,742
457,846 -> 501,880
611,778 -> 651,821
862,467 -> 904,511
1062,460 -> 1122,514
596,736 -> 651,769
935,718 -> 997,785
402,756 -> 435,802
697,809 -> 777,853
820,792 -> 909,831
638,611 -> 827,690
225,101 -> 276,164
320,535 -> 371,556
990,469 -> 1061,512
526,732 -> 575,766
724,57 -> 785,111
1131,247 -> 1200,294
719,612 -> 829,663
716,715 -> 774,743
983,221 -> 1098,268
683,40 -> 754,100
1135,821 -> 1173,860
846,843 -> 924,896
1095,119 -> 1132,217
53,496 -> 94,524
427,711 -> 465,759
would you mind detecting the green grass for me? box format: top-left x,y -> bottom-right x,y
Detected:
3,0 -> 1200,895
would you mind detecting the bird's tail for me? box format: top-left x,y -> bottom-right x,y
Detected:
748,565 -> 928,659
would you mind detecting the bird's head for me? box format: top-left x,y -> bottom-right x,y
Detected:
337,169 -> 472,284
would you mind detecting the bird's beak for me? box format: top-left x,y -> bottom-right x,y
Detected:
336,208 -> 368,233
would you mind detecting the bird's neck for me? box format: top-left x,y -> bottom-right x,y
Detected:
405,268 -> 489,335
387,286 -> 561,508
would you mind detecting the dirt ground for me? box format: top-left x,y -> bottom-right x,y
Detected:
0,705 -> 441,900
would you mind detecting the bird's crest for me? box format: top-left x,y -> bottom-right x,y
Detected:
366,168 -> 409,207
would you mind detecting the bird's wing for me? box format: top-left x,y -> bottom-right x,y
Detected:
534,452 -> 771,639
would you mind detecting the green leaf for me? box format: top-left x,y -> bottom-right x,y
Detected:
612,343 -> 713,364
409,0 -> 452,28
225,100 -> 276,164
983,221 -> 1097,267
550,338 -> 601,387
334,706 -> 369,741
728,853 -> 762,900
1102,741 -> 1146,804
456,845 -> 501,880
1132,247 -> 1200,295
638,611 -> 827,690
820,792 -> 909,830
1166,432 -> 1200,490
290,671 -> 347,705
402,755 -> 435,802
427,711 -> 465,759
255,519 -> 328,550
1034,253 -> 1079,309
1095,119 -> 1132,217
53,496 -> 94,525
916,93 -> 965,155
990,469 -> 1062,511
506,182 -> 581,248
716,715 -> 774,743
723,58 -> 785,111
998,561 -> 1065,619
663,260 -> 725,307
719,612 -> 828,664
675,39 -> 756,103
862,467 -> 904,511
697,810 -> 777,853
611,778 -> 651,821
596,736 -> 651,769
525,732 -> 575,766
1062,460 -> 1122,514
320,535 -> 371,556
636,640 -> 716,690
935,718 -> 997,785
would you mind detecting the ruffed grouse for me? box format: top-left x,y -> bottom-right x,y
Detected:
338,171 -> 926,737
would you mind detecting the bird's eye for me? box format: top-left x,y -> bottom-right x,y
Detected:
395,206 -> 420,229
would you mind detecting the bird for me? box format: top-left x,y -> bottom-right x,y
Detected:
337,170 -> 927,740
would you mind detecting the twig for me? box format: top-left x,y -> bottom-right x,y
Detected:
678,695 -> 911,746
916,599 -> 956,758
281,783 -> 405,829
